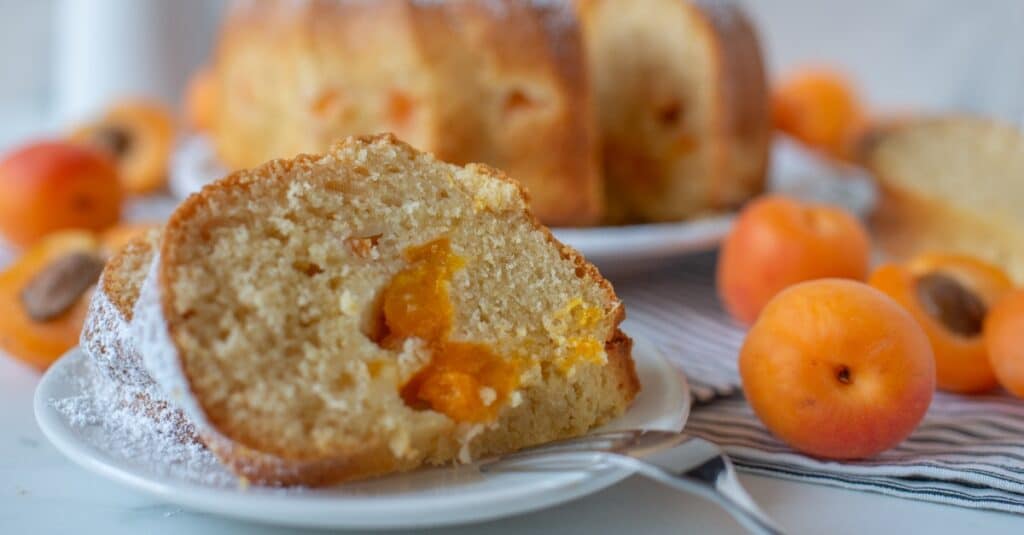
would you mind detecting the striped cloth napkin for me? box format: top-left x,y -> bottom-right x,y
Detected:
616,253 -> 1024,514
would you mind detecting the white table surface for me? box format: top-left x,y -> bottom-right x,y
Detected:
3,355 -> 1022,534
1,124 -> 1022,534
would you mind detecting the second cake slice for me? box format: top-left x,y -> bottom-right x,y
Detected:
134,134 -> 638,486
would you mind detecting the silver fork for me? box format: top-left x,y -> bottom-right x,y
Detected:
480,430 -> 784,534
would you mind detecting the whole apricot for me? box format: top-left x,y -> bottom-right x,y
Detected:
869,254 -> 1012,393
985,290 -> 1024,398
717,195 -> 870,324
0,231 -> 102,369
773,68 -> 865,160
0,141 -> 122,248
740,279 -> 935,459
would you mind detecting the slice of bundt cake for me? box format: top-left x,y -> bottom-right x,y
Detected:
134,134 -> 638,486
857,116 -> 1024,282
82,229 -> 161,386
81,228 -> 199,442
576,0 -> 771,222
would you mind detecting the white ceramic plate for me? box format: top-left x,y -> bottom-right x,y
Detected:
35,336 -> 689,530
552,216 -> 734,274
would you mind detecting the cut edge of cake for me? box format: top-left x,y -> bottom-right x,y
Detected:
856,115 -> 1024,282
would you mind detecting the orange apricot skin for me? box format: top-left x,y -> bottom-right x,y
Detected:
184,66 -> 217,132
870,263 -> 1001,394
740,279 -> 934,459
985,291 -> 1024,398
717,195 -> 870,325
772,68 -> 864,160
0,231 -> 100,370
0,141 -> 122,248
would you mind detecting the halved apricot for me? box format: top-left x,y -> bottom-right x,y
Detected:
907,253 -> 1014,306
0,231 -> 102,370
71,100 -> 175,194
869,253 -> 1013,393
985,290 -> 1024,398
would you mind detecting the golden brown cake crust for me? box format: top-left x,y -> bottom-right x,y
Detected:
81,229 -> 201,443
695,0 -> 771,211
212,0 -> 602,226
576,0 -> 770,223
156,134 -> 637,486
99,229 -> 160,321
446,0 -> 603,226
605,329 -> 641,404
83,230 -> 160,385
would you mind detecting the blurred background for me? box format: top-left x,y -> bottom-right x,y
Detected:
2,0 -> 1023,150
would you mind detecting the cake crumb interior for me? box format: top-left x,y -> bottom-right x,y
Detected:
162,139 -> 622,462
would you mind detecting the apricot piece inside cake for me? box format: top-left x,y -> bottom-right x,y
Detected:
134,134 -> 638,486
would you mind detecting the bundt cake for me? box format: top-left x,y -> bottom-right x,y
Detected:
576,0 -> 771,222
857,116 -> 1024,282
210,0 -> 771,226
133,134 -> 639,486
211,0 -> 602,226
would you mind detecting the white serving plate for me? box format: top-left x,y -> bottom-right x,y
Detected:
35,336 -> 689,530
552,215 -> 734,274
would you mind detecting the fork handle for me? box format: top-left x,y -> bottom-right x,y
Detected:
633,446 -> 786,535
634,463 -> 783,534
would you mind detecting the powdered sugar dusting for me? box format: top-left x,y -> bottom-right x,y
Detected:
132,254 -> 213,430
81,276 -> 152,387
49,351 -> 237,488
129,254 -> 316,484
